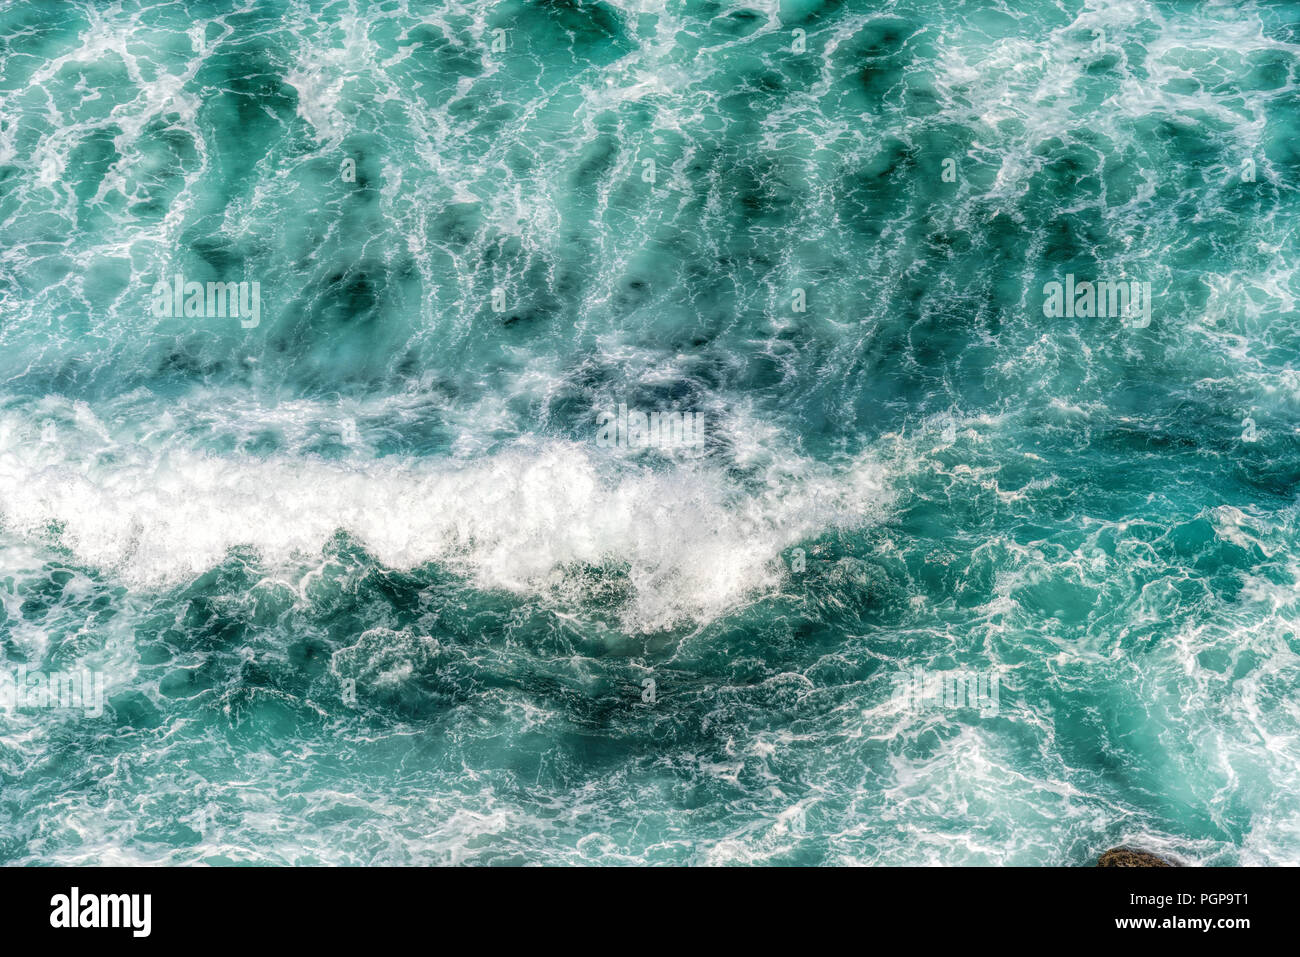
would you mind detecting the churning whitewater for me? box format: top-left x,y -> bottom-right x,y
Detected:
1,0 -> 1299,865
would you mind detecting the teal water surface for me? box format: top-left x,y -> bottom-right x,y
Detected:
1,0 -> 1299,864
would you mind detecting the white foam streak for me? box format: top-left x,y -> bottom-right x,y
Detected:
0,418 -> 890,632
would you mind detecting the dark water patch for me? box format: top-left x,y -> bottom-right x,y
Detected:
492,0 -> 634,68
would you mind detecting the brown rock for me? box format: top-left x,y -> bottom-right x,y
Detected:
1098,847 -> 1172,867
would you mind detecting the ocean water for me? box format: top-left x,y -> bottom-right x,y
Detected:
1,0 -> 1298,866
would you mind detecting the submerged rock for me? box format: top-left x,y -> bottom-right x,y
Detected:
1098,847 -> 1173,867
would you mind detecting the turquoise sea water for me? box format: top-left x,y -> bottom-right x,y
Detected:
1,0 -> 1299,865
